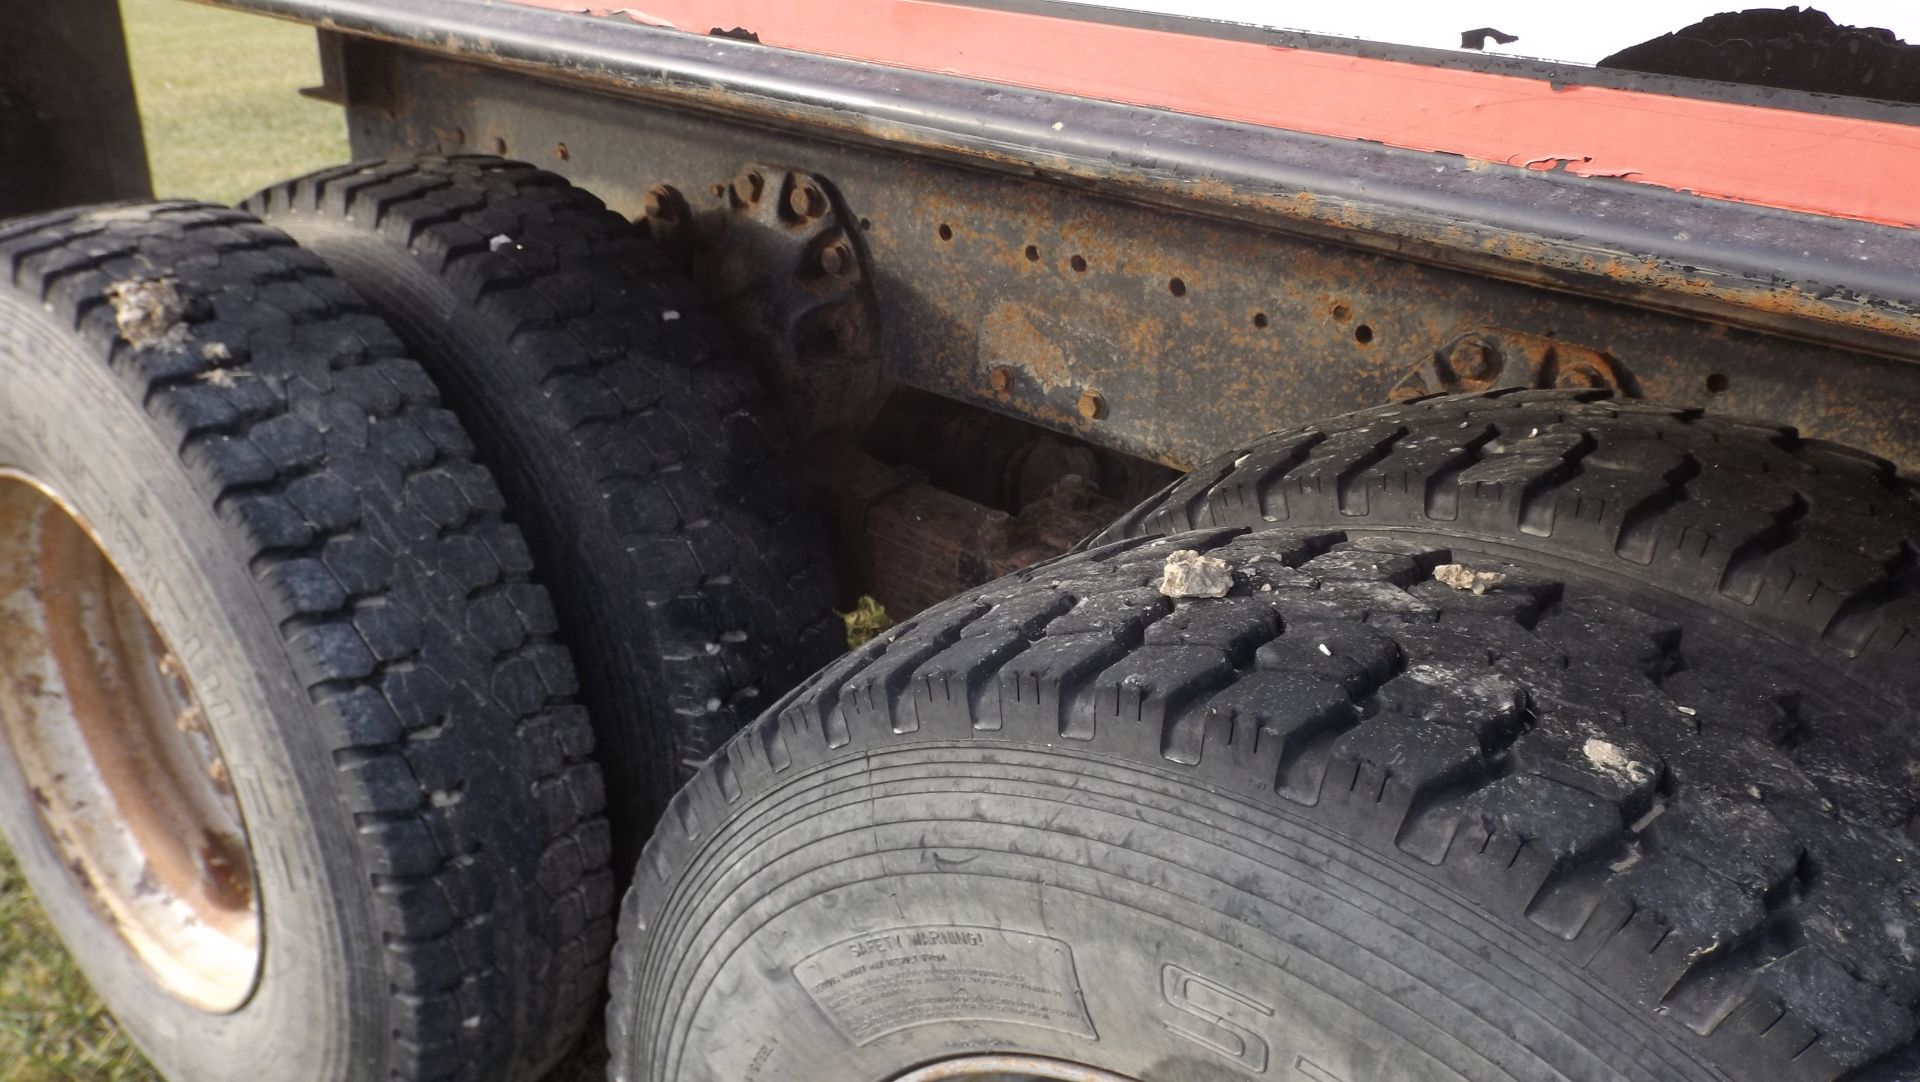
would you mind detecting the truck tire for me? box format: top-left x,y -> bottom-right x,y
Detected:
606,524 -> 1919,1082
0,203 -> 610,1081
245,157 -> 840,871
1096,390 -> 1920,708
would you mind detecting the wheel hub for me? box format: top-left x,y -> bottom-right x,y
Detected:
0,472 -> 261,1012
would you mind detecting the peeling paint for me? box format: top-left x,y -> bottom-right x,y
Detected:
569,6 -> 676,28
1509,153 -> 1643,180
507,0 -> 1920,227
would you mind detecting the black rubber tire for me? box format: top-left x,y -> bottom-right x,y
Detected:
244,157 -> 841,871
1095,390 -> 1920,710
1599,8 -> 1920,105
607,524 -> 1919,1082
0,203 -> 610,1081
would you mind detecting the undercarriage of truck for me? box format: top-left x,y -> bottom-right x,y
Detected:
2,2 -> 1919,1080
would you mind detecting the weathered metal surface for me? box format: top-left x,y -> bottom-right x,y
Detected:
298,27 -> 350,104
0,0 -> 151,217
821,389 -> 1171,615
647,166 -> 888,439
862,389 -> 1175,514
333,46 -> 1920,472
199,0 -> 1920,367
494,0 -> 1920,228
1388,330 -> 1633,401
810,441 -> 1126,619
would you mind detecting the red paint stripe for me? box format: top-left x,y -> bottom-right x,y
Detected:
513,0 -> 1920,228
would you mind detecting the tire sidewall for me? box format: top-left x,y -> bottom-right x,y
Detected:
0,299 -> 384,1078
621,740 -> 1717,1082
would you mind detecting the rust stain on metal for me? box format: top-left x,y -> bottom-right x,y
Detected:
676,165 -> 888,438
808,440 -> 1129,618
811,100 -> 1892,343
980,302 -> 1075,392
199,830 -> 254,912
277,2 -> 1920,362
353,49 -> 1920,470
1390,327 -> 1633,400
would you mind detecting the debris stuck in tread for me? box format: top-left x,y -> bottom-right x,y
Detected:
104,277 -> 190,350
840,595 -> 893,648
1583,737 -> 1653,786
1158,549 -> 1232,599
1433,562 -> 1507,595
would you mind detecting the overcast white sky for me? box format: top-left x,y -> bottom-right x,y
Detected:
1075,1 -> 1920,65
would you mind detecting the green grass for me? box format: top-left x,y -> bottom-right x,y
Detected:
0,4 -> 604,1079
0,851 -> 156,1082
121,0 -> 351,204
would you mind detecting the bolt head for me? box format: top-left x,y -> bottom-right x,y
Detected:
1447,338 -> 1497,381
1077,390 -> 1107,421
1557,363 -> 1610,389
731,170 -> 765,206
989,366 -> 1013,394
818,242 -> 852,276
643,185 -> 680,220
788,183 -> 828,220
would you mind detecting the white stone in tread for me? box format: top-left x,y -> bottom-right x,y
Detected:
1158,549 -> 1233,600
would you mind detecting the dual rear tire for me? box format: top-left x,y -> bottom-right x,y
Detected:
243,158 -> 841,872
0,160 -> 837,1081
607,394 -> 1920,1082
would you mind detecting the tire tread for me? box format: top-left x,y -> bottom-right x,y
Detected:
0,202 -> 608,1081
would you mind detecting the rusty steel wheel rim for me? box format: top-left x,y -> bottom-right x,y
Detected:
0,472 -> 261,1012
891,1056 -> 1141,1081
